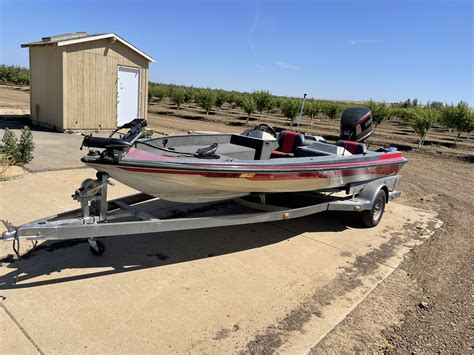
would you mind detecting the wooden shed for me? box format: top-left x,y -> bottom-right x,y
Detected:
21,32 -> 154,131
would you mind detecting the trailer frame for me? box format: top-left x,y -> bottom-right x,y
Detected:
1,174 -> 402,255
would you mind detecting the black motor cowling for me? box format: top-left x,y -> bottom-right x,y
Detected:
340,107 -> 373,142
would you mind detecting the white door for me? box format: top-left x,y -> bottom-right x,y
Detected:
117,66 -> 141,126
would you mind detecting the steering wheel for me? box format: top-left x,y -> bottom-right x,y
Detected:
256,123 -> 277,138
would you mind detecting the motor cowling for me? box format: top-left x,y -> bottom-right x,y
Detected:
340,107 -> 373,142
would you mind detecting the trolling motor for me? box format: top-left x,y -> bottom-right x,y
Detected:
79,118 -> 149,162
80,118 -> 148,150
80,118 -> 149,153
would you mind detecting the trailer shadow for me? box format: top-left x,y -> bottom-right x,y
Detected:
0,207 -> 364,290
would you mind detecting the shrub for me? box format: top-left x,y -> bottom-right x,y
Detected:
408,109 -> 439,147
0,127 -> 35,165
239,97 -> 257,123
252,90 -> 273,115
281,99 -> 300,126
0,154 -> 13,181
1,128 -> 21,164
19,126 -> 35,163
196,90 -> 216,115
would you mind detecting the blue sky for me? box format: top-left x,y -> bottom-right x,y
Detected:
1,0 -> 472,104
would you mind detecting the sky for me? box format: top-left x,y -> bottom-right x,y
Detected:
0,0 -> 472,104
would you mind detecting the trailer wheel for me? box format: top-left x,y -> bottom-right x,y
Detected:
89,239 -> 105,256
361,190 -> 386,227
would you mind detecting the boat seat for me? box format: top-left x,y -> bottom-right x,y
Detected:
271,131 -> 305,158
336,140 -> 367,155
195,143 -> 219,158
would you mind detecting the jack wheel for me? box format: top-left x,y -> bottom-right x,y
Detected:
89,239 -> 105,256
361,190 -> 386,228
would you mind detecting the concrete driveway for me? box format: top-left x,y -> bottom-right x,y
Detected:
0,166 -> 441,354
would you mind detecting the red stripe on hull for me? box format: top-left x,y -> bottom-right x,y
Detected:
119,159 -> 403,181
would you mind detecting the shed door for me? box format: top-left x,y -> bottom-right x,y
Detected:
117,66 -> 141,126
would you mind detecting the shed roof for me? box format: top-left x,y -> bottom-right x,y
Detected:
21,32 -> 155,63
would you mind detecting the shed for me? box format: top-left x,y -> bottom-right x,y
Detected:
21,32 -> 154,131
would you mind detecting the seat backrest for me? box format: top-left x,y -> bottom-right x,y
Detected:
277,131 -> 305,153
336,140 -> 367,155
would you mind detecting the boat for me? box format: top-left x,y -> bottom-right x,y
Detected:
81,107 -> 407,203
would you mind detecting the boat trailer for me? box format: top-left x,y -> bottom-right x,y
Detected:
1,174 -> 401,256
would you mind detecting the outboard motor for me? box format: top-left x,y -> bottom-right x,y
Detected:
340,107 -> 373,142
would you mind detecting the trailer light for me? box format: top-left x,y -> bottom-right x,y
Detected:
354,206 -> 361,211
283,213 -> 289,219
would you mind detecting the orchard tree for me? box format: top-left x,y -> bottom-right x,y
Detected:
196,90 -> 216,116
215,90 -> 228,111
226,92 -> 237,109
273,97 -> 283,109
240,96 -> 257,124
391,107 -> 412,121
408,108 -> 439,147
366,100 -> 393,126
466,111 -> 474,139
170,88 -> 186,111
427,101 -> 444,110
321,102 -> 342,120
441,101 -> 473,143
183,88 -> 194,107
252,90 -> 273,115
304,100 -> 321,126
148,85 -> 167,104
281,99 -> 300,126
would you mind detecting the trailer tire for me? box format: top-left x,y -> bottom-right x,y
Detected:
361,190 -> 386,227
89,239 -> 105,256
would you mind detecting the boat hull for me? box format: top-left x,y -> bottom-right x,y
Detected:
86,157 -> 405,203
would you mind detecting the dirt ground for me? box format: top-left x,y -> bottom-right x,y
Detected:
0,86 -> 473,352
0,85 -> 29,115
312,152 -> 474,353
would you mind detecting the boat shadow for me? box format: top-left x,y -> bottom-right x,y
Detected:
0,203 -> 365,290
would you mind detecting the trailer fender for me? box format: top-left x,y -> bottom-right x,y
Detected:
357,176 -> 400,209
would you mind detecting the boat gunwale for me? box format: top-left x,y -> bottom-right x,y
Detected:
82,154 -> 407,174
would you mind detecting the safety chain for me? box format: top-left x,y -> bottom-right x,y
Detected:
1,219 -> 22,285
